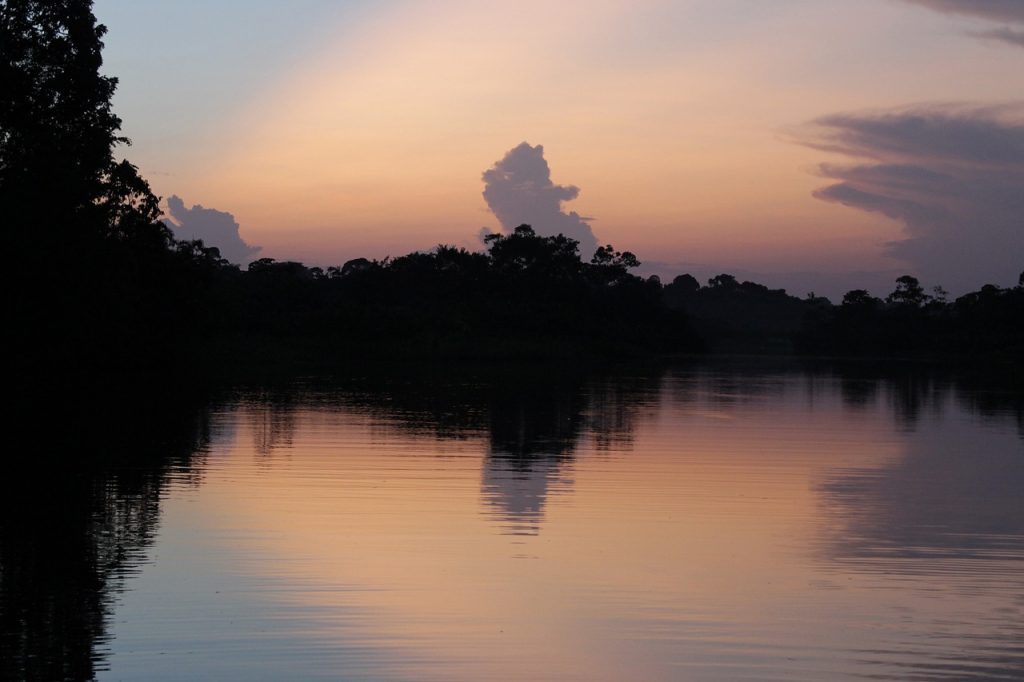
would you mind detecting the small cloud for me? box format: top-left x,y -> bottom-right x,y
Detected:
163,195 -> 262,265
798,104 -> 1024,292
902,0 -> 1024,48
482,142 -> 599,257
973,26 -> 1024,47
902,0 -> 1024,24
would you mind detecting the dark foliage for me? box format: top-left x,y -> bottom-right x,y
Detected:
202,225 -> 702,364
663,273 -> 820,353
663,271 -> 1022,360
799,276 -> 1024,359
3,0 -> 226,382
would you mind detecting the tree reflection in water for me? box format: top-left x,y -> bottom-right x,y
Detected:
0,389 -> 211,681
818,370 -> 1024,680
231,369 -> 662,536
481,379 -> 586,535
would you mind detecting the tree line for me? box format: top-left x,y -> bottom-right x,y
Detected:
165,231 -> 1024,365
662,270 -> 1023,358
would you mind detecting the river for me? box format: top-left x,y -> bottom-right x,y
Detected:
3,362 -> 1022,681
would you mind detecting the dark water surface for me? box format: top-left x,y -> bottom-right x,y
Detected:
3,364 -> 1022,681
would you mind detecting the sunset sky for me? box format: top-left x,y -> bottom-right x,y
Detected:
94,0 -> 1023,296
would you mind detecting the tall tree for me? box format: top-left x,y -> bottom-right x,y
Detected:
886,275 -> 928,307
1,0 -> 169,251
2,1 -> 214,380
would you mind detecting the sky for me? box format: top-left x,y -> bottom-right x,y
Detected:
94,0 -> 1023,297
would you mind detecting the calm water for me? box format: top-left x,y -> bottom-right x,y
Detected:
3,364 -> 1023,681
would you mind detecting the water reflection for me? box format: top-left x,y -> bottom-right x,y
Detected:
823,402 -> 1024,562
232,371 -> 660,536
2,365 -> 1022,681
249,398 -> 296,458
817,374 -> 1024,681
482,381 -> 582,535
0,390 -> 211,681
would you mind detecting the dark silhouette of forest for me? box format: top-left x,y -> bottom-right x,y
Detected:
177,241 -> 1024,368
3,0 -> 1022,389
663,271 -> 1024,360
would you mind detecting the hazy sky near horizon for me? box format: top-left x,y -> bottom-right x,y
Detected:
94,0 -> 1023,295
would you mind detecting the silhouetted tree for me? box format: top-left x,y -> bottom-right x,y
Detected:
842,289 -> 881,308
484,224 -> 582,278
341,257 -> 373,277
887,275 -> 928,307
4,0 -> 232,380
708,273 -> 739,290
591,244 -> 639,269
589,244 -> 640,286
1,0 -> 170,251
672,274 -> 699,295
